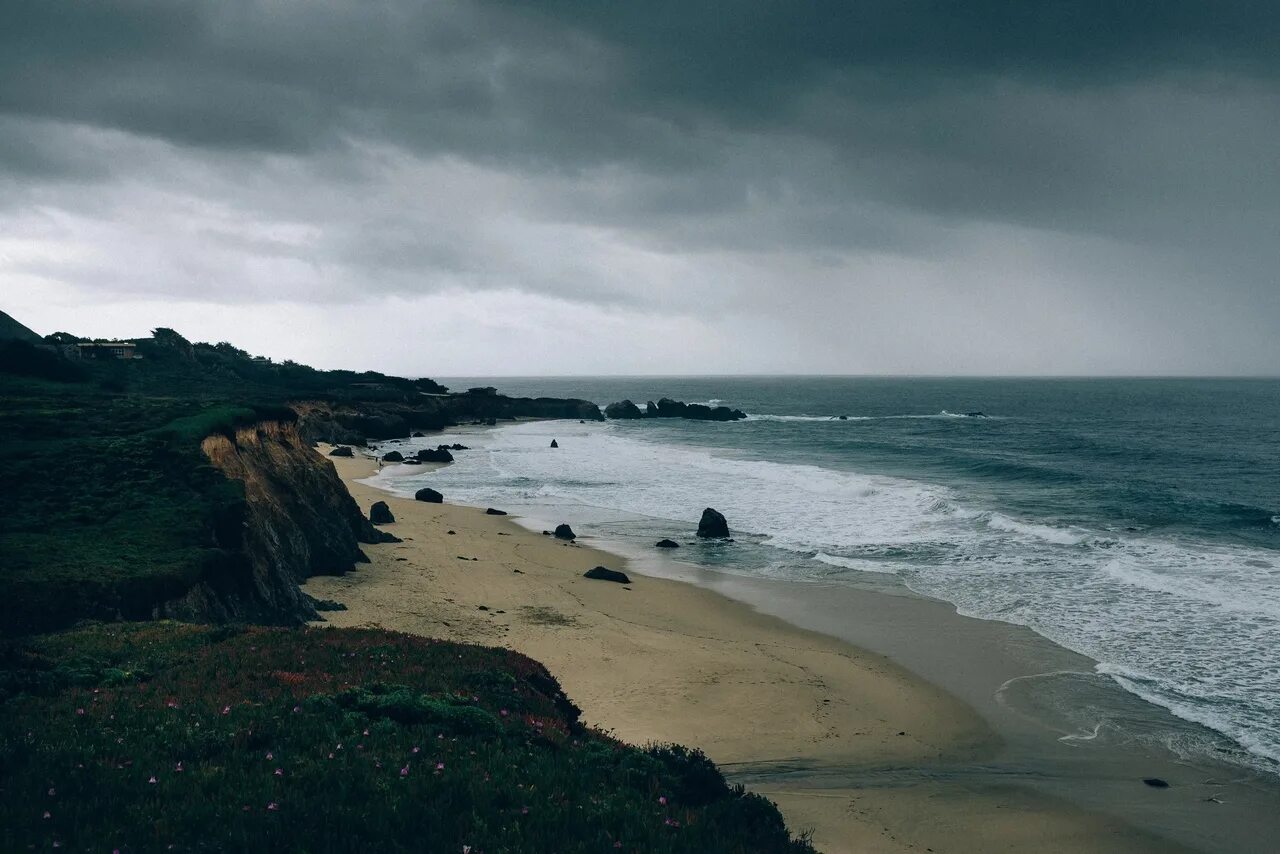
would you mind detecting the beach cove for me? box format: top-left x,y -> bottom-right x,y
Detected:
307,446 -> 1201,853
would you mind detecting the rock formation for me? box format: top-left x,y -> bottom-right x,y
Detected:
165,419 -> 398,625
583,566 -> 631,584
414,487 -> 443,503
604,397 -> 746,422
369,501 -> 395,524
554,523 -> 576,540
697,508 -> 730,538
604,400 -> 644,419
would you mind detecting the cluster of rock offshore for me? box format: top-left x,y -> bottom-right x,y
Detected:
604,398 -> 746,422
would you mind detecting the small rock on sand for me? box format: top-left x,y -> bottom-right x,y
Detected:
584,566 -> 631,584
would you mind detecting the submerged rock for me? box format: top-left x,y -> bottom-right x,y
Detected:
550,439 -> 559,448
697,508 -> 730,538
655,539 -> 680,549
369,501 -> 395,525
553,523 -> 576,541
584,566 -> 631,584
414,487 -> 443,503
328,445 -> 354,457
416,447 -> 454,463
1143,778 -> 1170,788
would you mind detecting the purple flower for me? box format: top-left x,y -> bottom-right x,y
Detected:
400,766 -> 409,777
267,802 -> 279,812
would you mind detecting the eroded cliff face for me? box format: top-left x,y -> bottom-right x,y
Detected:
160,420 -> 391,624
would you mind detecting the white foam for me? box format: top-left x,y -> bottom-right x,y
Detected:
985,513 -> 1089,546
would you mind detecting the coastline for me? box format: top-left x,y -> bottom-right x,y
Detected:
307,445 -> 1192,853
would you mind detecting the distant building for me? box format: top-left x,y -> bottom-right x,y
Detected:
76,341 -> 140,360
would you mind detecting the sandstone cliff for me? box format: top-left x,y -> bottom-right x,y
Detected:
160,420 -> 393,624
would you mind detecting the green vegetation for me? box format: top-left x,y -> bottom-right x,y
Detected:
0,327 -> 443,636
0,623 -> 814,852
0,318 -> 813,851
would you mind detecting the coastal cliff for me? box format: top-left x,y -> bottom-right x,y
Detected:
161,419 -> 391,624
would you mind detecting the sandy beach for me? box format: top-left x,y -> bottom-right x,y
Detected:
306,447 -> 1187,853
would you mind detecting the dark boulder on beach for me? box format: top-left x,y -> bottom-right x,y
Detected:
486,508 -> 508,516
584,566 -> 631,584
414,488 -> 443,503
382,450 -> 404,462
605,400 -> 644,419
554,523 -> 576,541
369,501 -> 395,524
655,539 -> 680,549
329,445 -> 354,457
697,508 -> 730,538
416,447 -> 454,463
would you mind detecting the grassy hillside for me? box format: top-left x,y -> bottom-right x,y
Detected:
0,623 -> 813,853
0,328 -> 443,635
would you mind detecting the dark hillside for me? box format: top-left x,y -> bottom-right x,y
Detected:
0,322 -> 597,635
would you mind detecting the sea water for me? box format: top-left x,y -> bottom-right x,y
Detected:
374,377 -> 1280,776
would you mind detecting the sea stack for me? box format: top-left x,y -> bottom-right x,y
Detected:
697,508 -> 730,538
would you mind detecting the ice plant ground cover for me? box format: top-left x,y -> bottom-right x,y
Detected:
0,623 -> 814,853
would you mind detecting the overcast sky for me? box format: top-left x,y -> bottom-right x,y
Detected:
2,1 -> 1277,376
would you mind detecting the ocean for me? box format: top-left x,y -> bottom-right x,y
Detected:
373,377 -> 1280,777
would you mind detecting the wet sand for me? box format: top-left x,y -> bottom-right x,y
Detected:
304,446 -> 1195,853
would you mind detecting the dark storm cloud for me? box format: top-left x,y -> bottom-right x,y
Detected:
1,1 -> 1277,372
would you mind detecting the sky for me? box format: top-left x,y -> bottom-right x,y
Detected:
1,1 -> 1277,376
